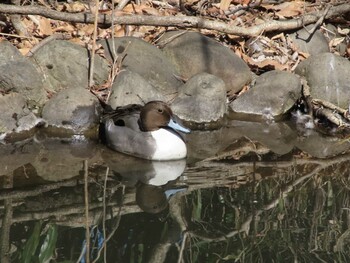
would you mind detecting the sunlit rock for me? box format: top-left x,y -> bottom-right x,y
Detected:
289,24 -> 329,56
42,88 -> 101,133
31,40 -> 109,93
171,73 -> 227,124
107,70 -> 164,109
230,70 -> 301,119
295,52 -> 350,108
295,130 -> 350,158
0,40 -> 24,66
0,93 -> 45,140
160,31 -> 252,94
100,37 -> 182,97
0,59 -> 47,107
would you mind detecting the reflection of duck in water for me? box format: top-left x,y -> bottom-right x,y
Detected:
136,182 -> 187,215
102,150 -> 187,214
102,101 -> 191,161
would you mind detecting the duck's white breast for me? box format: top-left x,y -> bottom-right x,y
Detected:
151,129 -> 187,161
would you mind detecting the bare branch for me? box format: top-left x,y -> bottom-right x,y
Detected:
0,3 -> 349,36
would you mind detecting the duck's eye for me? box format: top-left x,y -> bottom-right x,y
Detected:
157,108 -> 163,113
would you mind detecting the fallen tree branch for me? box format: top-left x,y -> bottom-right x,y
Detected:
0,3 -> 349,36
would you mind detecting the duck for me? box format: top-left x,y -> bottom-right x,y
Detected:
102,101 -> 191,161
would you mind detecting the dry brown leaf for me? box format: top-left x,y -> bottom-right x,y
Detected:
123,4 -> 145,14
38,17 -> 53,36
220,0 -> 231,11
112,25 -> 126,38
63,2 -> 87,13
53,23 -> 76,33
80,24 -> 96,36
272,1 -> 306,17
337,27 -> 350,35
330,37 -> 345,47
242,53 -> 289,71
142,7 -> 160,16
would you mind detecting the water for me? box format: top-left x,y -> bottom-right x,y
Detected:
1,120 -> 350,262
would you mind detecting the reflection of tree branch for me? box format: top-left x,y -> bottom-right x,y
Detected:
92,185 -> 125,263
0,177 -> 96,201
177,232 -> 188,263
0,173 -> 13,263
186,153 -> 350,190
185,159 -> 337,242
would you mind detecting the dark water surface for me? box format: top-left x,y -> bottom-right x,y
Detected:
1,121 -> 350,262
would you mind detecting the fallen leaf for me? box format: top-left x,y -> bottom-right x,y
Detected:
38,17 -> 53,36
329,37 -> 345,47
241,53 -> 290,71
220,0 -> 231,11
263,1 -> 307,17
142,7 -> 160,16
337,27 -> 350,35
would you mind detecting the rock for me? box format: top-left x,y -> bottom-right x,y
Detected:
0,40 -> 24,66
186,127 -> 242,161
42,88 -> 101,133
33,139 -> 100,181
295,53 -> 350,108
108,70 -> 164,108
160,31 -> 252,93
323,24 -> 348,56
0,141 -> 40,176
229,120 -> 296,155
230,70 -> 301,119
171,73 -> 227,123
288,24 -> 329,56
31,40 -> 109,93
295,129 -> 350,158
100,37 -> 182,97
0,59 -> 47,107
0,93 -> 44,138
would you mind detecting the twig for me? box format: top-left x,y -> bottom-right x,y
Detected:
224,0 -> 262,16
177,232 -> 188,263
102,167 -> 109,262
9,0 -> 29,37
84,160 -> 90,263
0,32 -> 36,39
0,3 -> 350,37
303,4 -> 331,39
88,0 -> 100,88
92,185 -> 125,263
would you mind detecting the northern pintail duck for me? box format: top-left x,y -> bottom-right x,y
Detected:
102,101 -> 190,161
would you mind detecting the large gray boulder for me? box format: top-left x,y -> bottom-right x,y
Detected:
31,40 -> 109,93
230,70 -> 301,119
42,88 -> 101,132
0,40 -> 24,66
0,60 -> 47,107
0,93 -> 44,138
295,52 -> 350,108
160,31 -> 252,93
100,37 -> 182,96
171,73 -> 227,123
108,70 -> 164,109
288,24 -> 329,56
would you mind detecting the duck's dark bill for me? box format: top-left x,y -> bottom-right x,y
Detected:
168,119 -> 191,133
